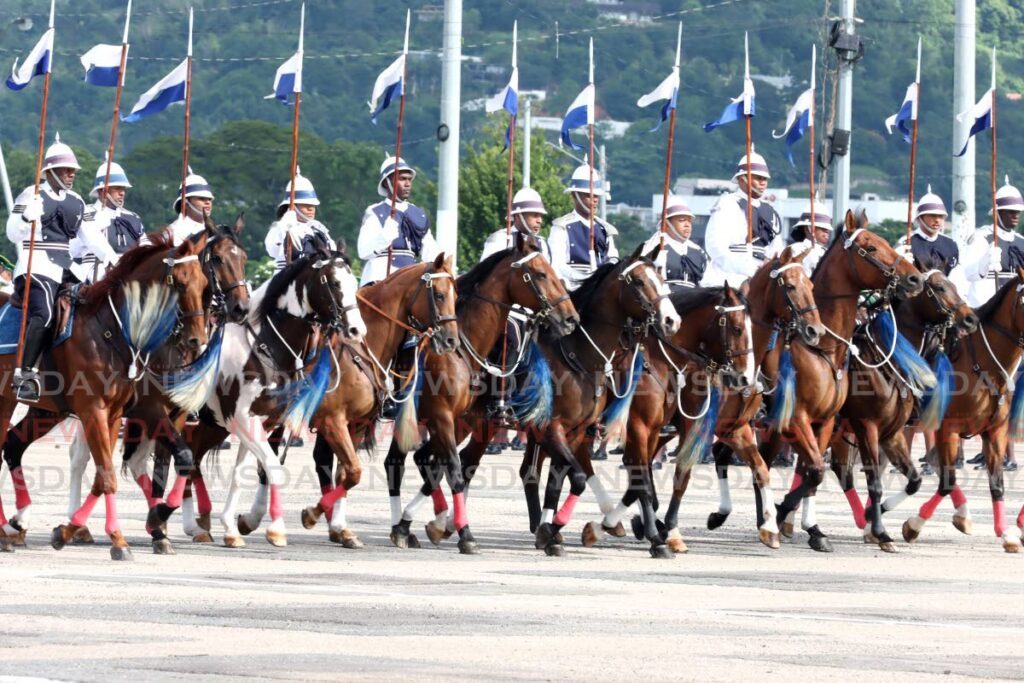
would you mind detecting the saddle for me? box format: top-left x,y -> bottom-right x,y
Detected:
54,282 -> 85,343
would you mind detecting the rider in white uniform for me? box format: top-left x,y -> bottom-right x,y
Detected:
642,197 -> 708,291
167,171 -> 214,246
71,157 -> 145,283
265,170 -> 336,272
958,177 -> 1024,307
548,164 -> 618,291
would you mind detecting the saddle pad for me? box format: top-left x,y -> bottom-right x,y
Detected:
0,300 -> 76,356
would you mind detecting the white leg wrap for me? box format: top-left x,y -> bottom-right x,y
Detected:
954,503 -> 970,519
801,496 -> 817,530
604,502 -> 630,528
389,496 -> 403,527
329,497 -> 347,532
587,475 -> 615,515
12,505 -> 30,531
402,491 -> 429,522
717,478 -> 733,515
182,496 -> 199,535
882,491 -> 909,511
1001,530 -> 1021,549
541,509 -> 554,525
907,514 -> 925,533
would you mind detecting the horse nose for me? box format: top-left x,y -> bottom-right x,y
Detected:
230,302 -> 248,322
904,273 -> 924,292
962,312 -> 980,332
564,315 -> 580,332
663,314 -> 680,335
805,323 -> 825,346
348,325 -> 361,339
187,336 -> 202,352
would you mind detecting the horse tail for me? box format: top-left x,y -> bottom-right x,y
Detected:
509,340 -> 553,428
272,349 -> 334,434
871,310 -> 937,392
919,350 -> 953,431
768,348 -> 797,431
601,350 -> 644,445
1009,370 -> 1024,440
394,354 -> 425,453
162,326 -> 224,413
676,385 -> 721,472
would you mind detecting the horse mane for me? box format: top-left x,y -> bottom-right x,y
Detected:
570,260 -> 622,311
210,221 -> 240,246
81,232 -> 176,312
456,248 -> 511,306
811,228 -> 844,279
669,286 -> 737,316
258,254 -> 314,320
975,276 -> 1021,322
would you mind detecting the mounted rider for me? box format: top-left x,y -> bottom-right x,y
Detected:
894,187 -> 959,276
959,177 -> 1024,307
357,155 -> 438,286
548,164 -> 618,291
642,196 -> 708,292
167,170 -> 214,246
70,156 -> 145,283
702,147 -> 784,286
4,134 -> 86,402
265,169 -> 336,272
788,209 -> 833,277
480,187 -> 552,261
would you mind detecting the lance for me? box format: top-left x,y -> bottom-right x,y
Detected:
14,0 -> 57,375
990,47 -> 999,247
178,8 -> 194,220
743,32 -> 753,244
809,44 -> 816,240
905,37 -> 921,245
588,38 -> 597,269
497,22 -> 519,419
658,23 -> 682,260
285,2 -> 305,264
386,9 -> 411,278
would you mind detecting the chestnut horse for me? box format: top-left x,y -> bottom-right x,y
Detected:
903,269 -> 1024,553
382,235 -> 579,554
0,233 -> 210,558
652,246 -> 824,553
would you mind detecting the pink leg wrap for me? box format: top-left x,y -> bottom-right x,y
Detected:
789,472 -> 803,493
11,467 -> 31,509
269,485 -> 283,521
452,491 -> 468,530
193,475 -> 212,515
104,494 -> 121,536
431,487 -> 449,514
553,493 -> 580,527
845,488 -> 866,529
320,485 -> 334,522
950,485 -> 968,509
1016,503 -> 1024,530
318,485 -> 347,512
993,500 -> 1007,537
918,492 -> 945,520
136,473 -> 154,503
165,476 -> 188,509
0,494 -> 8,526
71,493 -> 100,527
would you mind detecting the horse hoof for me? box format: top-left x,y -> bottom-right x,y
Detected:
237,515 -> 255,536
301,506 -> 321,530
581,522 -> 601,548
152,539 -> 176,555
707,511 -> 729,531
223,535 -> 246,548
407,533 -> 421,549
759,528 -> 780,550
952,515 -> 973,535
50,526 -> 68,551
192,531 -> 214,544
331,529 -> 364,549
535,523 -> 559,550
649,544 -> 675,560
390,526 -> 410,549
863,531 -> 880,544
10,528 -> 28,547
630,515 -> 645,540
458,537 -> 480,555
424,520 -> 447,546
71,526 -> 95,545
1004,536 -> 1021,553
544,543 -> 565,557
265,529 -> 288,547
781,521 -> 794,539
902,520 -> 920,543
808,535 -> 834,553
606,521 -> 626,538
0,538 -> 13,552
110,545 -> 134,561
665,535 -> 688,554
879,541 -> 898,554
196,513 -> 212,532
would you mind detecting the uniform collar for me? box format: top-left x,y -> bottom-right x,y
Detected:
571,210 -> 602,227
42,179 -> 67,200
733,188 -> 761,206
912,226 -> 941,242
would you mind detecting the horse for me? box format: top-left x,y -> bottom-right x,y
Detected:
61,214 -> 251,548
903,269 -> 1024,553
579,281 -> 754,558
0,232 -> 210,558
828,264 -> 977,552
646,245 -> 824,553
200,253 -> 460,549
753,210 -> 924,553
381,233 -> 579,554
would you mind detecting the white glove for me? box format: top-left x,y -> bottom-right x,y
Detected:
379,216 -> 400,248
894,242 -> 913,260
654,248 -> 667,271
982,245 -> 1003,275
21,194 -> 43,223
278,210 -> 301,249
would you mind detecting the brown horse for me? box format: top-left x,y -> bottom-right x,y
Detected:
829,265 -> 977,552
650,246 -> 824,553
903,269 -> 1024,553
381,234 -> 579,553
757,210 -> 924,553
578,281 -> 753,558
218,254 -> 461,548
0,233 -> 210,558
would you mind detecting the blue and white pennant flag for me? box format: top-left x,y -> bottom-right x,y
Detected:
954,47 -> 997,158
122,59 -> 187,122
561,38 -> 596,151
637,22 -> 681,133
486,21 -> 519,150
80,44 -> 126,87
885,38 -> 921,144
267,3 -> 304,105
5,27 -> 54,91
704,32 -> 755,133
773,88 -> 813,165
369,9 -> 410,124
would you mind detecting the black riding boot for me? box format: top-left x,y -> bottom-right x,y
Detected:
14,319 -> 48,403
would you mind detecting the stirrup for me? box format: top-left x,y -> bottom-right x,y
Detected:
14,372 -> 40,403
487,401 -> 517,430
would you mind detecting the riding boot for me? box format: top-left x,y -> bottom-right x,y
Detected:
14,319 -> 48,403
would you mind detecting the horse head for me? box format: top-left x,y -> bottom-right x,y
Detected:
618,242 -> 680,337
507,232 -> 579,337
717,282 -> 756,389
203,212 -> 250,324
751,245 -> 825,347
408,253 -> 459,354
325,247 -> 367,342
912,255 -> 978,338
837,209 -> 924,299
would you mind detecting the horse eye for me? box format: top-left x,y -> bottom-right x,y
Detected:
434,292 -> 444,302
732,325 -> 742,335
210,255 -> 222,265
630,278 -> 643,288
536,271 -> 547,280
786,284 -> 796,291
866,246 -> 877,252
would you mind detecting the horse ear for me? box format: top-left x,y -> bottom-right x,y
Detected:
790,244 -> 811,264
433,251 -> 446,270
856,207 -> 870,229
1016,267 -> 1024,283
630,242 -> 645,260
203,212 -> 216,231
444,254 -> 455,273
233,212 -> 245,234
182,230 -> 206,255
336,238 -> 347,257
843,210 -> 855,233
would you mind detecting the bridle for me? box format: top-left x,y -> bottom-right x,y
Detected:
509,251 -> 571,322
841,227 -> 908,302
619,260 -> 670,324
201,229 -> 251,316
406,270 -> 458,334
764,260 -> 819,345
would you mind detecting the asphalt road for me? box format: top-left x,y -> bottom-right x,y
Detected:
1,432 -> 1022,681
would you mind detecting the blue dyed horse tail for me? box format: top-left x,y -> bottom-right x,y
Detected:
768,347 -> 797,431
1009,369 -> 1024,440
275,348 -> 335,434
919,350 -> 953,432
161,326 -> 224,413
871,310 -> 936,392
601,350 -> 644,444
509,340 -> 553,428
394,353 -> 425,452
676,385 -> 721,471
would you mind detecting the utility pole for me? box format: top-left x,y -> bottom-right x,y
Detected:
523,98 -> 532,187
952,0 -> 976,242
599,143 -> 607,221
831,0 -> 856,222
436,0 -> 462,268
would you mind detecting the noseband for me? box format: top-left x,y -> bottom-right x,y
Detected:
201,232 -> 251,313
843,227 -> 906,300
510,251 -> 571,321
162,251 -> 206,323
619,260 -> 670,329
407,270 -> 458,335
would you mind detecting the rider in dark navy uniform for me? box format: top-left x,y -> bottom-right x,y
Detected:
894,186 -> 959,276
71,156 -> 145,283
643,196 -> 707,291
548,164 -> 618,291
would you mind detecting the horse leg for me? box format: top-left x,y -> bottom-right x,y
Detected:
2,408 -> 50,544
707,441 -> 735,530
519,437 -> 545,534
903,428 -> 959,543
387,439 -> 424,549
775,418 -> 831,552
221,441 -> 257,548
236,446 -> 269,535
854,422 -> 897,552
632,432 -> 672,559
66,419 -> 95,544
229,417 -> 288,547
829,434 -> 868,537
584,419 -> 647,549
879,432 -> 923,516
320,423 -> 364,549
427,413 -> 478,555
982,427 -> 1019,552
732,424 -> 780,549
384,437 -> 409,530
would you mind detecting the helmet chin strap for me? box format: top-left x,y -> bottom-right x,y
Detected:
47,169 -> 70,193
102,191 -> 124,210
